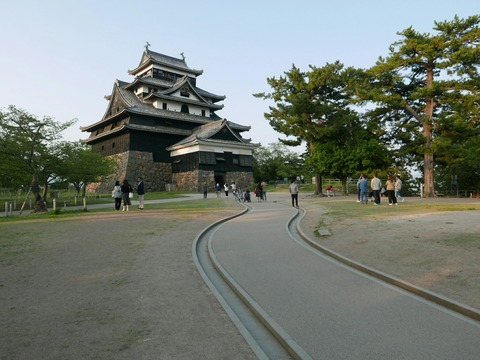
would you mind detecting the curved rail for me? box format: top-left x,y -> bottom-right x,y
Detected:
289,207 -> 480,322
192,204 -> 302,359
193,202 -> 479,360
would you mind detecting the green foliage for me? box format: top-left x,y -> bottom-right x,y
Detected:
356,15 -> 480,196
55,142 -> 117,196
0,106 -> 77,209
255,62 -> 390,193
253,142 -> 305,182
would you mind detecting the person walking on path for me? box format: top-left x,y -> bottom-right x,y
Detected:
386,175 -> 398,205
261,180 -> 268,201
359,174 -> 369,205
203,183 -> 208,199
371,173 -> 382,205
137,177 -> 145,209
224,183 -> 229,197
121,179 -> 133,211
395,175 -> 405,202
112,180 -> 122,211
289,179 -> 299,208
215,183 -> 221,198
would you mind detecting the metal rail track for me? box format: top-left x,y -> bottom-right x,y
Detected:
193,202 -> 479,359
192,204 -> 311,360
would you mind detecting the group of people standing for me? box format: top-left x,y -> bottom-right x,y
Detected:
357,174 -> 404,205
112,177 -> 145,211
211,181 -> 267,203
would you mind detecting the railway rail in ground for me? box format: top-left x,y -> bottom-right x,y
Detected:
193,200 -> 480,359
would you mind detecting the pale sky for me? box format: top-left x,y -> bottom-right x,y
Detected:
1,0 -> 478,151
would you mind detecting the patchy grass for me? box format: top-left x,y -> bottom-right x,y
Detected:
0,232 -> 39,263
319,199 -> 480,222
0,198 -> 239,224
443,234 -> 480,248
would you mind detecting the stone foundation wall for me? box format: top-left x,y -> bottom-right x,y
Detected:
172,170 -> 254,192
87,151 -> 172,193
86,151 -> 254,194
172,170 -> 215,192
223,171 -> 255,191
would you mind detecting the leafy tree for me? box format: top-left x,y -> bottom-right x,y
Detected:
308,117 -> 392,194
357,15 -> 480,197
254,61 -> 381,194
0,106 -> 76,212
253,142 -> 305,183
55,142 -> 117,197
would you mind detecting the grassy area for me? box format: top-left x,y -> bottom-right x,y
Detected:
0,191 -> 187,213
0,197 -> 239,224
316,198 -> 480,223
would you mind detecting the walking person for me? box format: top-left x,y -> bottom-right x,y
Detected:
289,179 -> 299,208
137,177 -> 145,209
224,183 -> 229,197
371,173 -> 382,205
395,175 -> 405,202
261,180 -> 268,201
203,183 -> 208,198
121,179 -> 133,211
112,180 -> 122,211
386,175 -> 398,205
215,183 -> 221,198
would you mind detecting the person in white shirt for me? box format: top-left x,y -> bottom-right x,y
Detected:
371,173 -> 382,205
289,180 -> 299,208
395,176 -> 405,202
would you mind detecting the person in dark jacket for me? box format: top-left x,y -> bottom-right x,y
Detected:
121,179 -> 133,211
137,177 -> 145,209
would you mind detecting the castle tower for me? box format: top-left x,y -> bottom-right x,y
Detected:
81,47 -> 258,192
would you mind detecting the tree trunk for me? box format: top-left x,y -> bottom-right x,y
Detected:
309,142 -> 324,196
31,176 -> 47,213
341,178 -> 347,195
315,174 -> 323,196
423,65 -> 436,197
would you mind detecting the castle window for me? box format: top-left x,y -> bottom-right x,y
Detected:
202,110 -> 206,116
181,104 -> 189,114
239,155 -> 253,167
199,152 -> 216,164
163,103 -> 167,110
112,142 -> 115,149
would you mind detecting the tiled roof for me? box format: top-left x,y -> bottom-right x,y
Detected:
129,50 -> 203,76
168,120 -> 257,150
124,77 -> 172,90
80,81 -> 248,132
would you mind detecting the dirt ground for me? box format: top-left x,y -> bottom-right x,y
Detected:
297,196 -> 480,310
1,195 -> 479,359
0,206 -> 257,360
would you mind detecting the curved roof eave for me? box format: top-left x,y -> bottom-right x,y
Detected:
128,50 -> 203,76
81,124 -> 127,143
166,138 -> 260,152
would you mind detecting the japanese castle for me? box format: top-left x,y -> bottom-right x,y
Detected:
81,45 -> 258,192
